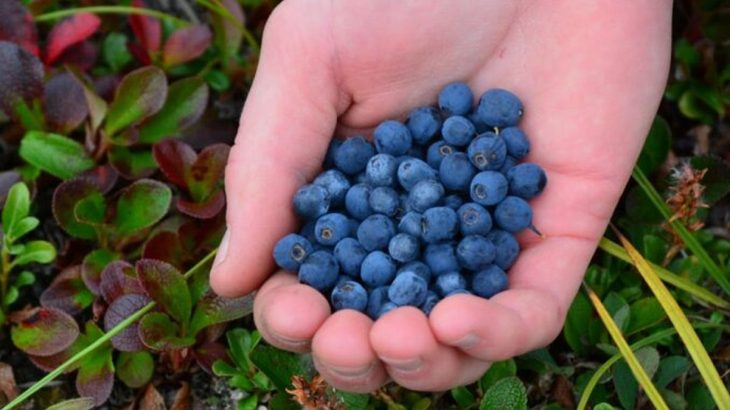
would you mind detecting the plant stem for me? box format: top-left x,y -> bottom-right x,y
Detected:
0,241 -> 11,311
1,248 -> 218,410
33,6 -> 190,26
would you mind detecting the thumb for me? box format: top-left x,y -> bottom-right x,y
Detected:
210,5 -> 340,297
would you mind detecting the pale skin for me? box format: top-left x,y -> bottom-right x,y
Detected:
210,0 -> 672,392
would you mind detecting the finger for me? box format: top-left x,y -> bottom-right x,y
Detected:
253,271 -> 331,353
210,2 -> 342,297
370,307 -> 490,391
312,310 -> 388,393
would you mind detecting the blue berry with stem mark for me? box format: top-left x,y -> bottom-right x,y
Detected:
470,171 -> 508,206
457,202 -> 492,236
506,163 -> 547,199
456,235 -> 496,271
360,250 -> 396,287
426,140 -> 456,169
374,120 -> 413,156
366,154 -> 398,187
486,229 -> 520,270
500,127 -> 530,159
423,242 -> 459,275
315,213 -> 351,246
388,233 -> 420,263
357,214 -> 396,251
314,169 -> 350,208
434,271 -> 467,296
369,186 -> 400,217
476,88 -> 523,128
407,107 -> 442,145
472,265 -> 508,298
440,152 -> 476,191
388,271 -> 428,306
438,82 -> 473,116
298,251 -> 339,291
331,280 -> 368,312
408,179 -> 445,212
421,206 -> 458,243
494,196 -> 533,233
334,135 -> 375,175
293,184 -> 331,221
334,237 -> 367,277
442,115 -> 476,147
273,233 -> 313,272
467,133 -> 507,171
345,183 -> 372,220
397,157 -> 437,191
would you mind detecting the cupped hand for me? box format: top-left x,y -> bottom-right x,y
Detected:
210,0 -> 672,392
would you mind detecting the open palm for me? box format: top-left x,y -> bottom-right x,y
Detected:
211,0 -> 671,392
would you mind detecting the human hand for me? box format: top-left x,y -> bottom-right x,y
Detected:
210,0 -> 671,392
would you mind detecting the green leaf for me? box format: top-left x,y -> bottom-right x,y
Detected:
604,292 -> 631,333
627,297 -> 666,335
52,179 -> 101,240
108,146 -> 157,179
480,377 -> 527,410
19,131 -> 95,180
654,356 -> 691,389
74,191 -> 107,226
116,351 -> 154,388
674,38 -> 700,69
189,292 -> 253,335
113,179 -> 171,236
451,386 -> 475,409
637,116 -> 671,174
11,307 -> 80,356
7,216 -> 39,242
138,77 -> 209,143
136,259 -> 191,324
47,397 -> 96,410
212,360 -> 240,377
4,286 -> 19,306
226,328 -> 252,370
479,359 -> 517,392
12,240 -> 56,266
104,66 -> 167,137
238,395 -> 258,410
75,343 -> 114,407
563,291 -> 594,356
2,182 -> 30,237
13,270 -> 35,287
102,32 -> 133,72
335,391 -> 369,410
269,392 -> 300,410
138,312 -> 195,351
593,404 -> 618,410
250,345 -> 314,391
642,234 -> 668,265
205,69 -> 231,92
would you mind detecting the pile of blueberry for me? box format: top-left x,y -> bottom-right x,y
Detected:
273,82 -> 547,320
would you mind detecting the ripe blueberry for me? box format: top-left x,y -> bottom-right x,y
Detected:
315,213 -> 351,246
360,251 -> 396,287
273,233 -> 313,272
408,179 -> 445,212
494,196 -> 533,232
357,214 -> 396,251
456,235 -> 496,271
470,171 -> 508,206
366,153 -> 398,187
506,163 -> 547,199
476,88 -> 523,128
438,82 -> 473,116
369,186 -> 400,217
314,169 -> 350,208
406,107 -> 442,145
397,157 -> 437,191
472,265 -> 509,298
374,120 -> 413,156
388,233 -> 420,263
467,133 -> 507,171
298,251 -> 339,291
421,206 -> 458,243
441,115 -> 476,147
334,135 -> 375,175
345,183 -> 373,220
293,184 -> 331,220
440,152 -> 476,191
334,237 -> 368,277
388,271 -> 428,306
331,280 -> 368,312
457,202 -> 492,236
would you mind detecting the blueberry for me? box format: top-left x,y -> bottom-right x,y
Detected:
476,88 -> 523,128
388,271 -> 428,306
506,163 -> 547,199
293,184 -> 331,220
494,196 -> 533,233
441,116 -> 476,146
357,214 -> 396,251
467,133 -> 507,171
298,251 -> 339,291
423,242 -> 459,275
468,110 -> 491,134
299,220 -> 317,244
445,289 -> 473,297
388,233 -> 420,263
368,186 -> 400,217
420,291 -> 440,315
406,107 -> 442,145
360,251 -> 396,287
398,211 -> 422,238
314,169 -> 350,208
378,301 -> 399,318
426,140 -> 456,169
367,286 -> 390,319
439,152 -> 476,191
457,202 -> 492,236
334,136 -> 375,175
314,213 -> 351,246
352,171 -> 369,185
434,272 -> 467,296
331,280 -> 368,312
443,194 -> 464,210
456,235 -> 496,271
366,154 -> 398,187
438,82 -> 473,116
470,171 -> 508,206
374,120 -> 413,156
324,139 -> 342,169
334,237 -> 368,277
397,158 -> 437,191
486,230 -> 520,270
472,265 -> 508,298
408,179 -> 445,212
406,144 -> 427,160
345,183 -> 373,220
500,127 -> 530,159
498,155 -> 519,174
397,261 -> 432,284
421,206 -> 458,243
273,233 -> 313,272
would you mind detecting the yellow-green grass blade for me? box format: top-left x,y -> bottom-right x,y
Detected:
598,237 -> 730,309
577,321 -> 729,410
585,285 -> 669,410
616,231 -> 730,409
632,166 -> 730,296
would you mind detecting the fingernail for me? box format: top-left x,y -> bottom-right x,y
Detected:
381,356 -> 422,373
454,333 -> 480,349
325,361 -> 374,379
213,228 -> 230,269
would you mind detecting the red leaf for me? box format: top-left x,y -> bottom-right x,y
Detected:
79,165 -> 119,194
99,261 -> 145,304
153,139 -> 196,188
81,249 -> 120,296
143,231 -> 186,269
188,143 -> 229,201
10,307 -> 80,356
177,189 -> 225,219
43,72 -> 89,133
127,41 -> 152,65
0,41 -> 43,117
45,13 -> 101,65
163,25 -> 212,67
104,293 -> 150,352
75,348 -> 114,407
193,342 -> 229,374
40,265 -> 94,315
0,0 -> 39,56
129,0 -> 161,53
55,41 -> 98,71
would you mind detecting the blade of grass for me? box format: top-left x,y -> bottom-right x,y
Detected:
615,229 -> 730,409
576,321 -> 729,410
584,284 -> 669,410
34,6 -> 189,26
196,0 -> 260,54
1,249 -> 219,410
598,237 -> 730,309
632,166 -> 730,296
